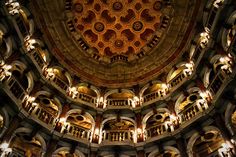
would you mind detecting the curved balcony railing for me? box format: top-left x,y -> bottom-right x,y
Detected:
65,124 -> 91,141
4,75 -> 27,102
22,102 -> 58,128
102,130 -> 134,143
30,48 -> 47,70
179,100 -> 209,123
106,99 -> 132,107
77,92 -> 97,104
143,90 -> 165,103
34,106 -> 56,125
209,70 -> 230,95
146,123 -> 170,139
49,76 -> 69,91
168,71 -> 191,89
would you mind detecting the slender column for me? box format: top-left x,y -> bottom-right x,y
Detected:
92,114 -> 102,143
90,151 -> 97,157
215,114 -> 232,140
55,104 -> 70,132
136,112 -> 143,142
166,100 -> 175,113
1,115 -> 21,142
44,138 -> 58,157
137,150 -> 145,157
214,114 -> 236,155
176,137 -> 188,157
196,79 -> 206,91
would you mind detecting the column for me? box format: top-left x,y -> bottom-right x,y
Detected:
214,114 -> 236,155
136,112 -> 144,142
176,137 -> 188,157
92,114 -> 102,143
90,151 -> 97,157
44,138 -> 58,157
137,150 -> 145,157
0,115 -> 21,142
55,104 -> 70,132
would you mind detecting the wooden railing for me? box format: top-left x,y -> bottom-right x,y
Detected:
106,99 -> 132,107
168,71 -> 188,88
31,48 -> 46,70
102,130 -> 134,142
66,124 -> 91,140
78,92 -> 97,104
179,100 -> 208,123
146,124 -> 169,138
209,70 -> 228,95
143,90 -> 165,103
6,76 -> 27,102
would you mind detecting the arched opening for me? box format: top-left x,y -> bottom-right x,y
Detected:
105,89 -> 136,108
166,62 -> 194,88
144,110 -> 172,139
148,146 -> 180,157
101,118 -> 135,143
44,67 -> 72,91
142,82 -> 168,103
189,130 -> 225,157
8,129 -> 46,157
69,84 -> 98,104
23,92 -> 62,126
52,147 -> 85,157
62,109 -> 94,141
175,89 -> 210,123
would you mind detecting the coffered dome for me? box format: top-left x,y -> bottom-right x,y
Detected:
1,0 -> 236,157
30,0 -> 200,88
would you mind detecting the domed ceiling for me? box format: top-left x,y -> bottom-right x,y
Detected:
30,0 -> 201,88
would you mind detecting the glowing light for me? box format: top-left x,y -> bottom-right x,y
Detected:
68,87 -> 78,99
199,90 -> 212,99
0,64 -> 12,81
218,142 -> 233,157
94,128 -> 99,135
25,38 -> 37,51
137,128 -> 142,134
131,96 -> 140,108
27,96 -> 36,103
214,0 -> 224,8
32,102 -> 38,106
5,0 -> 20,15
0,142 -> 9,150
59,117 -> 66,124
199,32 -> 210,48
45,68 -> 56,80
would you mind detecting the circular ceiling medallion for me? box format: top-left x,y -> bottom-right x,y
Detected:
113,2 -> 123,11
94,22 -> 105,32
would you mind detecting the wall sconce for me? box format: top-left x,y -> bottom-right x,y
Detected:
213,0 -> 224,8
131,96 -> 140,108
93,128 -> 100,143
0,31 -> 3,43
183,61 -> 194,76
0,142 -> 12,157
0,115 -> 3,128
165,114 -> 179,131
68,87 -> 78,99
0,64 -> 12,81
24,38 -> 37,52
5,0 -> 21,15
25,95 -> 36,104
218,142 -> 234,157
199,32 -> 210,48
45,68 -> 55,80
219,55 -> 234,74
